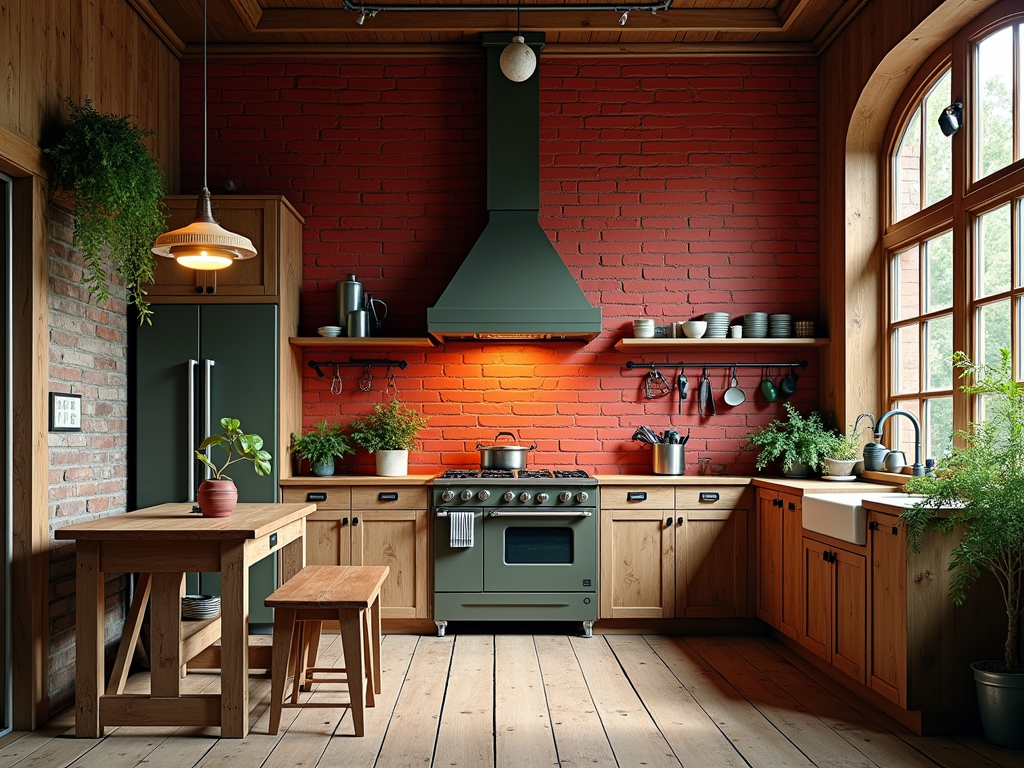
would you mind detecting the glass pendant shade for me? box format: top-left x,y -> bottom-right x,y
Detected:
152,188 -> 256,270
500,36 -> 536,82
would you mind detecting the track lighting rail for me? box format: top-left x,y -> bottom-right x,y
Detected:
341,0 -> 671,16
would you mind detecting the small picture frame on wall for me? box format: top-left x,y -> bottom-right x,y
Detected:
49,392 -> 82,432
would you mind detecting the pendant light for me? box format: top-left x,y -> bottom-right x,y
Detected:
152,0 -> 256,270
499,5 -> 536,83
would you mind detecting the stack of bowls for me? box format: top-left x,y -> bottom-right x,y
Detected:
317,325 -> 342,338
182,595 -> 221,620
703,312 -> 730,338
769,314 -> 792,338
743,312 -> 768,338
633,318 -> 655,338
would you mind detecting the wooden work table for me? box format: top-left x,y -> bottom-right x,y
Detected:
55,501 -> 316,738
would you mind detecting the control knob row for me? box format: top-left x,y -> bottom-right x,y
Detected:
441,489 -> 589,503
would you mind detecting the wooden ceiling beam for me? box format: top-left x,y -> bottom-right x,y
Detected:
253,7 -> 782,33
229,0 -> 263,32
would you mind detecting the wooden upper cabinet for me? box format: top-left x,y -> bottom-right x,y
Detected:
146,195 -> 304,302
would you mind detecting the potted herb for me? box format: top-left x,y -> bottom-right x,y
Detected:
195,417 -> 272,517
903,350 -> 1024,748
45,99 -> 167,324
350,400 -> 428,477
745,402 -> 836,477
820,425 -> 861,477
291,421 -> 354,476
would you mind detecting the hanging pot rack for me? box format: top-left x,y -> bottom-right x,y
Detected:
625,360 -> 808,372
308,358 -> 408,378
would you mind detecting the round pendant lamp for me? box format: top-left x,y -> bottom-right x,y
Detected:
152,0 -> 255,270
500,7 -> 536,83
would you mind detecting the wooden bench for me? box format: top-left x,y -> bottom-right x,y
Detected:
265,565 -> 389,736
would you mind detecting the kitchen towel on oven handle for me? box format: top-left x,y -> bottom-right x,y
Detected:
449,510 -> 475,548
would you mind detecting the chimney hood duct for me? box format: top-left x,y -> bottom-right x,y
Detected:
428,32 -> 601,342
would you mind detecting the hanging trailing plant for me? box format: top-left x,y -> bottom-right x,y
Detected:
45,98 -> 167,323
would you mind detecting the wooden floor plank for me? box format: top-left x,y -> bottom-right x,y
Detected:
494,635 -> 559,768
953,738 -> 1024,768
571,636 -> 681,768
534,635 -> 618,768
0,725 -> 75,768
433,635 -> 495,767
647,635 -> 816,768
605,635 -> 748,768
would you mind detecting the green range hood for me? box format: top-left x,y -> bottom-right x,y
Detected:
427,33 -> 602,342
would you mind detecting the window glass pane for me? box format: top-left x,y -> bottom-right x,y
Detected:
893,245 -> 920,321
1018,296 -> 1023,379
1018,200 -> 1023,289
894,108 -> 922,221
925,231 -> 953,311
890,400 -> 922,459
924,70 -> 953,207
925,314 -> 953,390
976,203 -> 1011,298
978,299 -> 1012,368
893,325 -> 920,395
925,396 -> 954,458
977,26 -> 1014,180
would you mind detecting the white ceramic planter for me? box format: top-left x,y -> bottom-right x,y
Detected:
375,449 -> 409,477
823,458 -> 857,476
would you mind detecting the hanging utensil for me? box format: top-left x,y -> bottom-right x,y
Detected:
330,363 -> 343,395
698,367 -> 715,418
677,369 -> 688,415
644,368 -> 671,399
385,364 -> 399,397
358,365 -> 373,392
723,365 -> 746,406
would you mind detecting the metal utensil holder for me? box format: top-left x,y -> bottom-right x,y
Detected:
653,443 -> 685,475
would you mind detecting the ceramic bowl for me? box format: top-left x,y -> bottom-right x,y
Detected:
681,320 -> 707,339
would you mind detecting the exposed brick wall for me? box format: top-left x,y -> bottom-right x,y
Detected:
47,202 -> 129,711
181,56 -> 822,475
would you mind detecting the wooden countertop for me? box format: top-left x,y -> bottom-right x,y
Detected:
751,476 -> 897,494
593,475 -> 751,486
280,475 -> 436,486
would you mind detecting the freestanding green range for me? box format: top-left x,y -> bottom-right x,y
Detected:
132,303 -> 279,626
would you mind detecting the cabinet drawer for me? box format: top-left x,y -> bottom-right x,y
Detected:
352,487 -> 429,510
676,486 -> 749,509
281,486 -> 351,509
600,486 -> 674,509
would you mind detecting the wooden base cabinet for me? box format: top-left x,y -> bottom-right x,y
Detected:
755,489 -> 802,639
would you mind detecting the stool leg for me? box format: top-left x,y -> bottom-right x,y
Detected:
370,593 -> 382,695
338,608 -> 366,737
302,620 -> 323,691
361,610 -> 374,708
269,607 -> 297,736
290,623 -> 306,705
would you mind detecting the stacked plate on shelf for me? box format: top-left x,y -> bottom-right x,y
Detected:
182,595 -> 221,620
317,326 -> 342,337
743,312 -> 768,338
769,314 -> 792,338
703,312 -> 730,338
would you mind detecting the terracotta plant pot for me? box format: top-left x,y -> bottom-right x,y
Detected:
197,479 -> 238,517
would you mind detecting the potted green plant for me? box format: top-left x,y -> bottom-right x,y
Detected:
903,350 -> 1024,748
745,402 -> 836,477
195,417 -> 273,517
290,421 -> 354,476
350,400 -> 428,476
820,425 -> 861,478
44,98 -> 167,324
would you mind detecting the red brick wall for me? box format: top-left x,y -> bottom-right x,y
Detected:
181,56 -> 822,475
47,203 -> 129,710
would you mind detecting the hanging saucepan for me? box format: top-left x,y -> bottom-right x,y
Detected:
476,431 -> 538,470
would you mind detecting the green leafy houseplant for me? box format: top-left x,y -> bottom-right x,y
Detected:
291,421 -> 354,476
820,424 -> 861,475
44,98 -> 167,324
746,403 -> 836,475
350,400 -> 428,453
197,417 -> 273,480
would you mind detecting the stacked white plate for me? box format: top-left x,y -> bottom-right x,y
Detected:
769,313 -> 792,338
317,325 -> 342,337
703,312 -> 730,338
182,595 -> 221,620
743,312 -> 768,338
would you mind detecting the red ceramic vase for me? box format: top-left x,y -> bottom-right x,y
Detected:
196,479 -> 238,517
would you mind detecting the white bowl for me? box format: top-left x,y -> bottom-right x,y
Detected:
317,326 -> 342,337
681,320 -> 707,339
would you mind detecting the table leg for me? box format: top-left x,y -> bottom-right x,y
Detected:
106,573 -> 152,696
75,541 -> 104,738
338,608 -> 366,737
370,593 -> 382,695
279,522 -> 305,582
220,540 -> 249,738
150,573 -> 185,697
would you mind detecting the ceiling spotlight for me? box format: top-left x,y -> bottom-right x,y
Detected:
618,10 -> 628,26
356,9 -> 367,25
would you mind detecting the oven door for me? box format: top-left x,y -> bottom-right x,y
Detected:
434,508 -> 484,592
482,510 -> 597,593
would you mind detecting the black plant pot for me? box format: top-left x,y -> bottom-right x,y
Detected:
972,662 -> 1024,749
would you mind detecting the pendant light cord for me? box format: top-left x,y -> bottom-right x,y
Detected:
516,3 -> 521,34
203,0 -> 208,191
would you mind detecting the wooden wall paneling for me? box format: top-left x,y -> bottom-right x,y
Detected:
1,0 -> 21,138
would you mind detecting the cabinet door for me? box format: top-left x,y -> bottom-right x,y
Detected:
756,491 -> 783,628
832,548 -> 866,683
801,537 -> 831,662
676,508 -> 747,618
868,512 -> 906,704
353,508 -> 430,619
780,492 -> 803,640
599,508 -> 674,619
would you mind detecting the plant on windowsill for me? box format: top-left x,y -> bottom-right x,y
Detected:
820,425 -> 862,477
44,99 -> 167,324
195,417 -> 273,517
350,400 -> 428,477
744,402 -> 836,478
290,421 -> 354,477
903,350 -> 1024,748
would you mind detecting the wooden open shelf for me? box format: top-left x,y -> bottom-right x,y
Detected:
289,336 -> 436,349
614,337 -> 829,352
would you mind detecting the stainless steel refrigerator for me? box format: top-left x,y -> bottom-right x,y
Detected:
132,303 -> 278,626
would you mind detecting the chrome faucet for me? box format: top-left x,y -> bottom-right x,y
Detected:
873,409 -> 925,476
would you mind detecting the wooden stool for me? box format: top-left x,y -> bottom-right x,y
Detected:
265,565 -> 389,736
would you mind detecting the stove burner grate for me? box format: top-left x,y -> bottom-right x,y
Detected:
517,469 -> 554,479
554,470 -> 591,479
438,469 -> 479,479
480,469 -> 515,479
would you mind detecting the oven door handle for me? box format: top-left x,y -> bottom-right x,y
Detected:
486,510 -> 593,518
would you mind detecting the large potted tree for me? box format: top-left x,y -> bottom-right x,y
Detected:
903,350 -> 1024,748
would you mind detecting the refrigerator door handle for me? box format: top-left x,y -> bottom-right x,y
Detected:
187,359 -> 198,501
203,358 -> 216,479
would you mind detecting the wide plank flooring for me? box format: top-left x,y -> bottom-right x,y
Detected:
4,633 -> 1022,768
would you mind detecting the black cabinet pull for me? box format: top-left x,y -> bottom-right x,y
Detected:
627,491 -> 648,502
352,517 -> 360,526
677,517 -> 685,526
773,498 -> 782,507
378,492 -> 399,502
341,517 -> 348,526
822,550 -> 829,562
787,502 -> 796,510
891,526 -> 899,536
698,492 -> 720,503
666,517 -> 673,527
869,521 -> 879,531
307,492 -> 328,502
